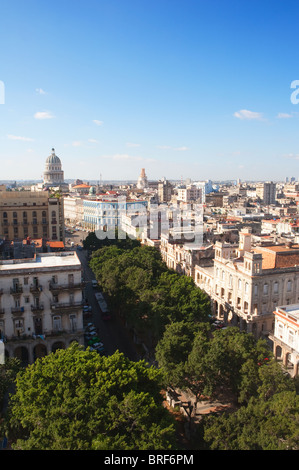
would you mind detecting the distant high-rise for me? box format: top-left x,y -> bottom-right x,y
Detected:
158,178 -> 173,203
256,181 -> 276,205
137,168 -> 148,189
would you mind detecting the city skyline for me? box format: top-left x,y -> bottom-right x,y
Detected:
1,0 -> 299,181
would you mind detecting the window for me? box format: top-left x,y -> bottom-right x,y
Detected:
287,280 -> 292,292
263,284 -> 268,295
288,329 -> 294,347
254,284 -> 258,296
273,282 -> 279,294
70,314 -> 77,332
53,316 -> 61,331
245,282 -> 249,294
238,279 -> 242,290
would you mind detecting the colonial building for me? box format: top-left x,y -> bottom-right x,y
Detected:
270,303 -> 299,377
43,148 -> 65,187
82,197 -> 148,232
0,190 -> 65,242
195,230 -> 299,340
0,251 -> 84,364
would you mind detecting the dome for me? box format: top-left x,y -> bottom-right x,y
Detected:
46,148 -> 61,165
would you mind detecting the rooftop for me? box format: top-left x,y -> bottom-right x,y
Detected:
0,251 -> 81,272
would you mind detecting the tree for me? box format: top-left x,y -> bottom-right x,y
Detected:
3,344 -> 176,450
155,321 -> 198,388
203,391 -> 299,450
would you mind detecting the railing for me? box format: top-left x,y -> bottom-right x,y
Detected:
50,301 -> 83,310
31,304 -> 44,312
10,286 -> 23,294
49,282 -> 84,291
30,285 -> 43,293
11,306 -> 25,314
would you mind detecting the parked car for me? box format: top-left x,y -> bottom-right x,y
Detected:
92,280 -> 98,288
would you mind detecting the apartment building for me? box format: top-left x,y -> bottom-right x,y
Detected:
158,178 -> 173,203
256,181 -> 276,205
0,191 -> 65,242
195,230 -> 299,339
177,185 -> 204,203
160,231 -> 214,279
63,196 -> 84,226
0,251 -> 84,364
82,198 -> 148,231
270,303 -> 299,376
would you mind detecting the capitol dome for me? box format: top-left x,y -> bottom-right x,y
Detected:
46,148 -> 61,165
43,148 -> 65,186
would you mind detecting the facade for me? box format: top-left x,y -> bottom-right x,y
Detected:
0,190 -> 65,242
158,178 -> 173,203
270,304 -> 299,376
82,198 -> 148,231
43,148 -> 65,186
256,182 -> 276,205
160,232 -> 214,279
177,185 -> 204,203
195,231 -> 299,339
63,196 -> 84,226
0,251 -> 84,364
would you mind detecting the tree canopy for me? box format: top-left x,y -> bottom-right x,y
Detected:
3,344 -> 176,450
89,244 -> 211,346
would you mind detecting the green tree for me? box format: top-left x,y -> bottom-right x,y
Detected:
155,321 -> 197,388
3,344 -> 176,450
203,391 -> 299,450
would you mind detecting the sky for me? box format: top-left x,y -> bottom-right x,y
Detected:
0,0 -> 299,182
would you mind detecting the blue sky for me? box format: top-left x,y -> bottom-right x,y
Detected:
0,0 -> 299,182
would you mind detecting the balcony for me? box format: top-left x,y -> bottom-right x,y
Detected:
30,284 -> 43,294
49,282 -> 85,292
11,306 -> 25,314
50,301 -> 83,311
10,286 -> 23,295
31,304 -> 44,313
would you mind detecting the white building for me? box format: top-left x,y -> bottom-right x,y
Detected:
43,148 -> 65,186
0,251 -> 84,364
195,231 -> 299,340
270,303 -> 299,376
63,196 -> 84,226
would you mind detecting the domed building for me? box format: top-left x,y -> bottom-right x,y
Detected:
43,148 -> 65,186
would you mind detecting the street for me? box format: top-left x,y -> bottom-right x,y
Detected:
70,231 -> 139,361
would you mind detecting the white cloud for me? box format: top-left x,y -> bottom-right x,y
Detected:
276,112 -> 293,119
88,139 -> 98,143
36,88 -> 47,95
72,141 -> 82,147
93,120 -> 103,126
174,146 -> 189,151
233,109 -> 264,121
157,145 -> 189,151
103,153 -> 156,163
126,142 -> 140,147
34,111 -> 55,120
7,134 -> 34,142
283,153 -> 299,160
